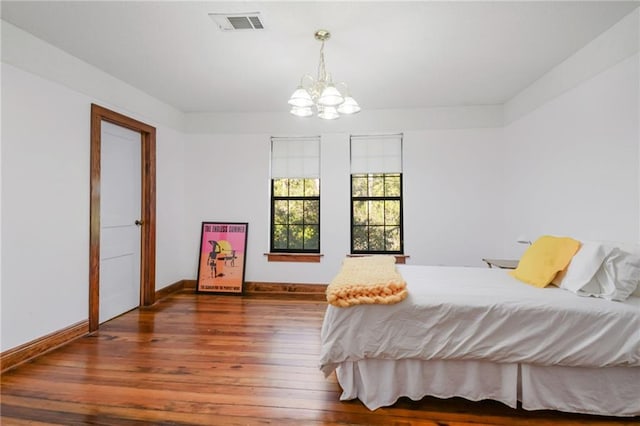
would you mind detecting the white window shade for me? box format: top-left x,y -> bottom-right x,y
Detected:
271,136 -> 320,178
350,134 -> 403,174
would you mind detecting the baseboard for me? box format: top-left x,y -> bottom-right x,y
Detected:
1,320 -> 89,374
244,281 -> 327,300
167,279 -> 327,300
153,279 -> 199,302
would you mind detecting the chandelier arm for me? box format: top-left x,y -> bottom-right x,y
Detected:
300,74 -> 315,88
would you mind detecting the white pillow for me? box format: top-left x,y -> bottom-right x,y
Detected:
621,244 -> 640,297
579,248 -> 640,301
556,242 -> 640,301
554,242 -> 611,292
576,240 -> 640,297
598,241 -> 640,257
593,241 -> 640,298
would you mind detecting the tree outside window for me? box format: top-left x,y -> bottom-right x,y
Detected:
271,177 -> 320,252
351,173 -> 403,253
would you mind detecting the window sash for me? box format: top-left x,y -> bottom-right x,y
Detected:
350,173 -> 404,254
270,178 -> 321,253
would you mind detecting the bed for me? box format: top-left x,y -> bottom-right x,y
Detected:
320,252 -> 640,417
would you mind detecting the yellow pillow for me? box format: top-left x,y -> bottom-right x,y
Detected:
510,236 -> 581,288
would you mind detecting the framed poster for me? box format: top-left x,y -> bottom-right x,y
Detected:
196,222 -> 248,294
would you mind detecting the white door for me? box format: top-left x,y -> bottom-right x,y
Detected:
99,121 -> 141,323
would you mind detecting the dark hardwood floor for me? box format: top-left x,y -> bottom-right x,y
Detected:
1,291 -> 637,425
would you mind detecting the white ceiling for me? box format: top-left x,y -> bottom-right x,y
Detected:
2,1 -> 638,114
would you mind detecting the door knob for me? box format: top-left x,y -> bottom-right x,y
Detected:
135,219 -> 144,226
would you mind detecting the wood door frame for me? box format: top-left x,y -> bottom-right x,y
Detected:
90,104 -> 156,332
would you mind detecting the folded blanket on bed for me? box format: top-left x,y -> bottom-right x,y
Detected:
326,255 -> 408,307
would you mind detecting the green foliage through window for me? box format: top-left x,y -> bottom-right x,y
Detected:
271,178 -> 320,252
351,173 -> 403,254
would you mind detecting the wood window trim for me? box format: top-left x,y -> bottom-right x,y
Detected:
347,254 -> 410,264
89,104 -> 156,332
265,253 -> 324,263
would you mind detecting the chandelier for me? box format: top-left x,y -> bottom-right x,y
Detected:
288,30 -> 361,120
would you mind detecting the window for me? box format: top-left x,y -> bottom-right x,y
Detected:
270,137 -> 320,253
350,134 -> 403,254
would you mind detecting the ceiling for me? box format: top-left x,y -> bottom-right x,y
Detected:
2,1 -> 638,114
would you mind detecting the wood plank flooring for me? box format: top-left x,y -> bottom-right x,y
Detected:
1,291 -> 637,425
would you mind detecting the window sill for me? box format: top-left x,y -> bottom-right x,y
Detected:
265,253 -> 323,263
347,254 -> 410,264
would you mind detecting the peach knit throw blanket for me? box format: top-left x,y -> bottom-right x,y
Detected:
326,255 -> 408,307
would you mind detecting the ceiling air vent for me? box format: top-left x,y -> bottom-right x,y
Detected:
209,12 -> 265,31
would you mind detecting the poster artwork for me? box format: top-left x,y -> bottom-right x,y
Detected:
196,222 -> 248,294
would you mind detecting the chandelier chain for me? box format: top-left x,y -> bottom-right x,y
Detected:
317,41 -> 327,82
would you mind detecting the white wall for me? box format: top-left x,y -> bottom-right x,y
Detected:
0,24 -> 4,345
502,53 -> 639,257
2,63 -> 91,351
183,106 -> 507,285
1,22 -> 188,351
501,9 -> 639,258
185,105 -> 504,135
183,123 -> 506,284
183,132 -> 354,285
156,126 -> 188,286
637,11 -> 640,242
403,129 -> 505,266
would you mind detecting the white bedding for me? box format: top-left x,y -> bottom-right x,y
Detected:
320,265 -> 640,376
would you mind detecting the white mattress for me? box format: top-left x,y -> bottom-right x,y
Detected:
320,265 -> 640,376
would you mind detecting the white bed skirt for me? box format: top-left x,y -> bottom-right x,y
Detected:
335,359 -> 640,417
521,364 -> 640,417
